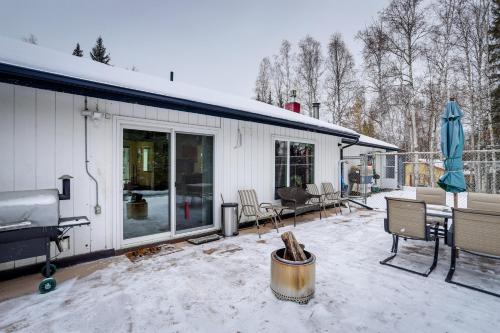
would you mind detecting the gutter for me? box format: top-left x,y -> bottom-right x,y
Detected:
0,63 -> 359,140
341,138 -> 400,152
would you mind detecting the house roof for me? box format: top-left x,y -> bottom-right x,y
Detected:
341,134 -> 399,151
0,36 -> 398,151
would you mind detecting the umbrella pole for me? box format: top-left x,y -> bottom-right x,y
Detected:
454,193 -> 458,208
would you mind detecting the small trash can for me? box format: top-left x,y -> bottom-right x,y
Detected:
221,203 -> 239,237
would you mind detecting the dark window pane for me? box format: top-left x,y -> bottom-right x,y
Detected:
175,134 -> 214,232
289,142 -> 314,188
386,155 -> 395,179
123,129 -> 170,239
275,140 -> 288,198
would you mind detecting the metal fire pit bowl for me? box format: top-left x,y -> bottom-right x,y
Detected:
270,248 -> 316,304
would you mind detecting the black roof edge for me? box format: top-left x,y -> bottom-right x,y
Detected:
0,63 -> 359,140
341,137 -> 400,151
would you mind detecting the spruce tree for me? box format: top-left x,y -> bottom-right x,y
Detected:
90,36 -> 111,64
72,43 -> 83,57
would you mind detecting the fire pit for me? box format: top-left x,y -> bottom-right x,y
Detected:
270,232 -> 316,304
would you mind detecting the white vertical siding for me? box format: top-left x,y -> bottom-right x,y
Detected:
14,86 -> 36,191
0,83 -> 14,192
35,90 -> 56,190
0,83 -> 344,270
12,87 -> 37,267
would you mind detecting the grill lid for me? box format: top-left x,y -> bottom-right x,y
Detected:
0,189 -> 60,227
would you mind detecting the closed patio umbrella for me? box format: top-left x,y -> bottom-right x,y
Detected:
437,99 -> 466,207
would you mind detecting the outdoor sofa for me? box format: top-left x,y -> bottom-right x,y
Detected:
276,187 -> 322,227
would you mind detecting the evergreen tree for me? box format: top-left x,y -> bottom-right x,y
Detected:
72,43 -> 83,57
90,36 -> 111,64
22,34 -> 38,45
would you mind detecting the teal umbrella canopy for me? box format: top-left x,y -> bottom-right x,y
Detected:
437,100 -> 466,193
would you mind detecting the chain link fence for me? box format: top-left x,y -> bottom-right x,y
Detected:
342,150 -> 500,210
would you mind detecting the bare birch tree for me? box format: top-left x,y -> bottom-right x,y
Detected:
470,0 -> 495,191
271,40 -> 295,107
254,57 -> 273,104
427,0 -> 458,153
382,0 -> 427,151
324,33 -> 357,126
357,20 -> 393,136
279,40 -> 293,101
382,0 -> 427,186
271,55 -> 285,107
296,35 -> 323,116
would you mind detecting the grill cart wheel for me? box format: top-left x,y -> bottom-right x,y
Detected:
41,264 -> 57,278
38,278 -> 57,294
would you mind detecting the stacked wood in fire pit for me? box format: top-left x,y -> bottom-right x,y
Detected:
281,231 -> 307,261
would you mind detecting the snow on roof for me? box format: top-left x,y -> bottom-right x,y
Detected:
357,134 -> 399,150
0,36 -> 358,137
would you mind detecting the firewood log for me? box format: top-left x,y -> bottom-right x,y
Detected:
281,231 -> 307,261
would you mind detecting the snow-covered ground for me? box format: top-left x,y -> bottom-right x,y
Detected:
366,187 -> 468,210
1,211 -> 499,332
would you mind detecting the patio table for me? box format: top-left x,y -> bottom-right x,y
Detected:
427,207 -> 452,245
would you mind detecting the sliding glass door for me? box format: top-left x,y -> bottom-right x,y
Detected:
121,126 -> 215,243
122,129 -> 170,240
175,133 -> 214,232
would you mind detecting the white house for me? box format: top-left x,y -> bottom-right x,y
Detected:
342,135 -> 400,192
0,37 -> 397,271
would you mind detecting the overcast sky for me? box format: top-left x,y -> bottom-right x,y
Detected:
0,0 -> 390,98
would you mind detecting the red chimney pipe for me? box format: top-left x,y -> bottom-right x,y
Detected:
284,102 -> 301,113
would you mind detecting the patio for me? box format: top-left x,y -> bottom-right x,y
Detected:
0,208 -> 499,332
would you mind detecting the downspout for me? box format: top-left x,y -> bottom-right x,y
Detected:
83,97 -> 102,214
338,136 -> 359,195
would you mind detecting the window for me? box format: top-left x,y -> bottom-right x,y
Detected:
142,147 -> 150,172
274,140 -> 315,198
275,141 -> 287,195
386,155 -> 395,179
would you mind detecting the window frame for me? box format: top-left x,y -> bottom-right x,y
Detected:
385,154 -> 396,179
273,136 -> 316,198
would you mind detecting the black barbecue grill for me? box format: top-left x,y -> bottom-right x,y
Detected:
0,183 -> 90,294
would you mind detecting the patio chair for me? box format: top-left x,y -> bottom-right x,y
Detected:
277,187 -> 321,227
467,192 -> 500,213
380,197 -> 440,277
238,189 -> 279,238
322,182 -> 351,213
446,208 -> 500,297
416,187 -> 448,243
306,184 -> 340,214
416,187 -> 446,206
